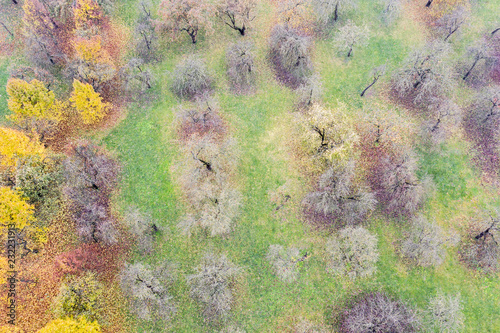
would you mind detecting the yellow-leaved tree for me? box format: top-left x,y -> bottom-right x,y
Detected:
0,127 -> 46,171
74,0 -> 103,32
0,187 -> 35,230
70,80 -> 110,125
37,317 -> 102,333
6,79 -> 65,140
296,103 -> 358,170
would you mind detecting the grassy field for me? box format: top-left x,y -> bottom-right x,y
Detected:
1,0 -> 499,331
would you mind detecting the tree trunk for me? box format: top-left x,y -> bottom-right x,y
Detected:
12,0 -> 18,4
425,0 -> 433,7
492,28 -> 500,35
360,77 -> 378,97
334,3 -> 338,21
444,27 -> 459,42
190,33 -> 197,44
463,58 -> 479,80
0,21 -> 14,37
238,26 -> 246,36
347,46 -> 353,57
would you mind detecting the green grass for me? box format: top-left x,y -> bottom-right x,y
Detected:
8,0 -> 493,331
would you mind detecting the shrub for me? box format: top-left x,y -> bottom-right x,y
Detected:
120,261 -> 176,321
187,253 -> 240,322
170,57 -> 214,100
340,293 -> 419,333
226,41 -> 256,94
266,244 -> 301,283
303,161 -> 376,227
269,24 -> 312,87
401,215 -> 448,267
326,226 -> 379,279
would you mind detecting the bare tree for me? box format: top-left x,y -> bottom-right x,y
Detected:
175,98 -> 226,140
303,161 -> 376,226
311,0 -> 357,24
295,73 -> 323,110
460,213 -> 500,273
393,41 -> 455,104
379,0 -> 404,24
226,41 -> 256,94
170,56 -> 214,100
157,0 -> 215,44
370,151 -> 429,218
425,292 -> 464,333
134,1 -> 159,63
326,226 -> 379,279
63,142 -> 120,244
178,182 -> 242,236
333,20 -> 369,58
124,207 -> 161,255
360,64 -> 386,97
435,6 -> 468,42
465,86 -> 500,135
269,24 -> 312,86
120,261 -> 176,321
187,253 -> 240,322
340,293 -> 419,333
401,215 -> 450,267
421,98 -> 462,144
266,244 -> 302,283
216,0 -> 256,36
462,38 -> 494,81
120,58 -> 154,95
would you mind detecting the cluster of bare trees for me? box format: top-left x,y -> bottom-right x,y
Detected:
63,141 -> 121,245
174,99 -> 242,237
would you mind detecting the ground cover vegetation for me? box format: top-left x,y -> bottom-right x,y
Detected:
0,0 -> 499,331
